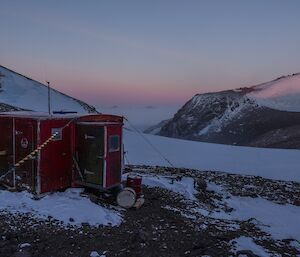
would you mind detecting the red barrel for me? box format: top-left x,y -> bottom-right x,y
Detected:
126,174 -> 142,198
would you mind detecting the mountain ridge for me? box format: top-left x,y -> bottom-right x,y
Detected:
147,73 -> 300,149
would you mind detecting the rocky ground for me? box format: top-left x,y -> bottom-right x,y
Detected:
1,165 -> 300,257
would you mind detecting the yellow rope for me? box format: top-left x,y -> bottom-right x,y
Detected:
0,116 -> 78,181
14,132 -> 59,167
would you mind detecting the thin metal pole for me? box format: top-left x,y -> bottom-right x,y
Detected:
12,118 -> 16,188
46,81 -> 51,115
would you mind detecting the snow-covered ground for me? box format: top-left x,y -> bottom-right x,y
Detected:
128,173 -> 197,201
0,188 -> 122,227
124,130 -> 300,182
0,66 -> 94,113
125,170 -> 300,255
230,236 -> 271,257
205,182 -> 300,240
127,172 -> 300,241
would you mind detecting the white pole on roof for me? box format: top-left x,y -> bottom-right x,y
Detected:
46,81 -> 51,115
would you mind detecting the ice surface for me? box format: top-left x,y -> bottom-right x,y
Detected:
124,130 -> 300,182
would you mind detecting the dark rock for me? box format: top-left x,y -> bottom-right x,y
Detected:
0,240 -> 9,248
293,199 -> 300,206
195,178 -> 207,191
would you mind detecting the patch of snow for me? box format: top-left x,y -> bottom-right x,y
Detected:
206,182 -> 224,193
90,252 -> 99,257
0,188 -> 122,227
228,197 -> 300,240
198,123 -> 212,136
200,183 -> 300,240
19,243 -> 31,248
124,173 -> 197,200
124,130 -> 300,182
290,240 -> 300,252
231,236 -> 270,257
90,251 -> 106,257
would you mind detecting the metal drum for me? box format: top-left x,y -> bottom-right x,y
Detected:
126,174 -> 142,198
117,187 -> 136,208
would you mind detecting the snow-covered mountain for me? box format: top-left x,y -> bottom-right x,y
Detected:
148,73 -> 300,149
0,65 -> 97,113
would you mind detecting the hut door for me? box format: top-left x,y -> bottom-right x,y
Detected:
105,125 -> 122,187
76,125 -> 104,186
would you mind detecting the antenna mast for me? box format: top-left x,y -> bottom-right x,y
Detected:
46,81 -> 51,115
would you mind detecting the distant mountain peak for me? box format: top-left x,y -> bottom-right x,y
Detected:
147,73 -> 300,149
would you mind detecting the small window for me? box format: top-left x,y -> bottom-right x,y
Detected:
109,135 -> 120,152
51,128 -> 62,141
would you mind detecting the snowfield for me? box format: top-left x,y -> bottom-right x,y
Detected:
124,129 -> 300,182
249,73 -> 300,112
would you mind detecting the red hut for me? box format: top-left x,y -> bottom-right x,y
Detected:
0,112 -> 123,194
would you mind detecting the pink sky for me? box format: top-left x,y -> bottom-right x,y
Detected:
1,1 -> 300,107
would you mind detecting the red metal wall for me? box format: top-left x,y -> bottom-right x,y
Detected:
39,119 -> 74,193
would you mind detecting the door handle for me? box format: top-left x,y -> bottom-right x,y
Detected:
0,150 -> 7,156
84,169 -> 95,175
85,134 -> 95,140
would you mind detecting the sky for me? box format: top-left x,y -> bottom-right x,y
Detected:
1,0 -> 300,107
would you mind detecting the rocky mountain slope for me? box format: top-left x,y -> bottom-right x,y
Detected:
148,73 -> 300,149
0,65 -> 97,113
